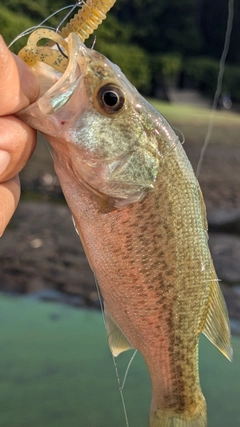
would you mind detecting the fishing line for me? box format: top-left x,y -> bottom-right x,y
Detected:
121,349 -> 138,391
54,1 -> 86,58
90,35 -> 97,50
173,127 -> 185,145
55,1 -> 85,34
196,0 -> 235,178
44,138 -> 54,160
8,4 -> 78,48
94,274 -> 130,427
9,26 -> 53,48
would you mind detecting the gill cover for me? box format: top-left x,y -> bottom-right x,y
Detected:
18,32 -> 162,208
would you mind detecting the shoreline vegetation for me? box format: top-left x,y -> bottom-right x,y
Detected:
1,0 -> 240,105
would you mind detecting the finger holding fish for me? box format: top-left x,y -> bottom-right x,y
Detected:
0,36 -> 39,235
0,36 -> 39,114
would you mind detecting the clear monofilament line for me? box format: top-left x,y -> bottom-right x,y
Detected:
121,349 -> 138,391
94,274 -> 130,427
196,0 -> 235,178
8,5 -> 77,48
55,1 -> 85,34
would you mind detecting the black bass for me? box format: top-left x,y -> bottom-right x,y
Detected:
17,32 -> 232,427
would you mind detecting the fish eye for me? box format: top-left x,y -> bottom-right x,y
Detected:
97,84 -> 125,114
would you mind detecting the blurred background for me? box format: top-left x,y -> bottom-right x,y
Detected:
0,0 -> 240,426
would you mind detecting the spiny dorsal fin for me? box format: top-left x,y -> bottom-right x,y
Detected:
201,267 -> 232,361
104,307 -> 133,357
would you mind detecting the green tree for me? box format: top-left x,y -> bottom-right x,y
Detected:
0,6 -> 35,52
199,0 -> 240,62
112,0 -> 202,55
1,0 -> 240,98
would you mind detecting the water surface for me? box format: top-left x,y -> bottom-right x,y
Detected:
0,295 -> 239,426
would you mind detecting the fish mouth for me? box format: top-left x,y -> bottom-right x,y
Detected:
17,33 -> 91,136
37,33 -> 89,116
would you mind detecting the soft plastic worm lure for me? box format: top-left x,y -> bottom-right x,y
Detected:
18,29 -> 69,71
59,0 -> 117,40
18,0 -> 116,71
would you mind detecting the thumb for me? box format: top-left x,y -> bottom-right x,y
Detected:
0,36 -> 39,115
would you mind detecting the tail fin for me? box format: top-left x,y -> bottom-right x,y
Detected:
149,402 -> 207,427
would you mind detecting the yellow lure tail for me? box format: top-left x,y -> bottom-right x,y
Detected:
59,0 -> 117,41
18,29 -> 69,71
18,0 -> 117,70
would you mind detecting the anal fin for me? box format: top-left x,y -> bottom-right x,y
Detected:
201,268 -> 232,361
104,307 -> 133,357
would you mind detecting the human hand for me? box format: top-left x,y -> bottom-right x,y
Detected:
0,36 -> 39,235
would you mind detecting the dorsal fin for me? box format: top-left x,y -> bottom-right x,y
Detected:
201,267 -> 232,361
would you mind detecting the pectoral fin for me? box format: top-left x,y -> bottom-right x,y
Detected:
201,267 -> 232,361
104,308 -> 133,357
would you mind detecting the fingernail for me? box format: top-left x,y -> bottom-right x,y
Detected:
0,150 -> 11,176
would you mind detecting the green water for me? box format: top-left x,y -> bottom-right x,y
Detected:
0,295 -> 239,427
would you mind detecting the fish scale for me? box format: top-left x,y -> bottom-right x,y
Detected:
53,140 -> 211,423
17,32 -> 232,427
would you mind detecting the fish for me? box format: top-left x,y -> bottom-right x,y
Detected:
17,32 -> 232,427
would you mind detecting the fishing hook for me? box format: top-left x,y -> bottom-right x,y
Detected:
55,43 -> 68,59
55,1 -> 84,59
90,35 -> 97,49
55,2 -> 97,58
